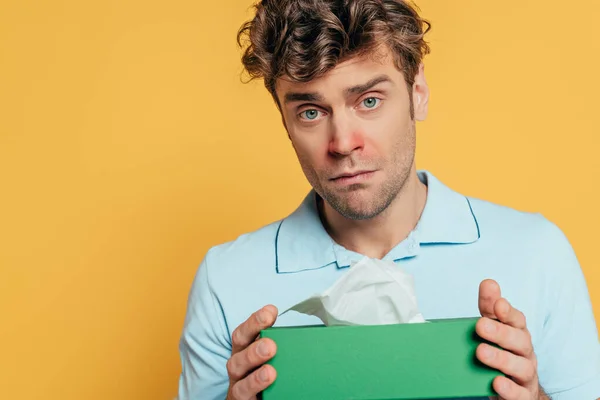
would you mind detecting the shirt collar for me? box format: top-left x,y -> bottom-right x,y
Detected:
275,170 -> 480,274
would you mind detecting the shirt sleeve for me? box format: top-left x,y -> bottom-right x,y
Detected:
177,252 -> 231,400
535,220 -> 600,400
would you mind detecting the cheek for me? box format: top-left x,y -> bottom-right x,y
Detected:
363,121 -> 413,164
290,133 -> 328,167
382,109 -> 412,142
362,121 -> 397,154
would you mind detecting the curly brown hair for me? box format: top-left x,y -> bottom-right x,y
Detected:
237,0 -> 431,108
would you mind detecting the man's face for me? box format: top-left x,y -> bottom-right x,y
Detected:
275,47 -> 429,220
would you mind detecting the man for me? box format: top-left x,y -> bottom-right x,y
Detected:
176,0 -> 600,399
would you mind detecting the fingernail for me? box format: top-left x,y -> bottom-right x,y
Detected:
482,346 -> 495,360
499,379 -> 509,392
484,321 -> 496,334
257,341 -> 270,357
259,367 -> 270,382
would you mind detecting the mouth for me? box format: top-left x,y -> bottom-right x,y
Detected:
329,170 -> 376,185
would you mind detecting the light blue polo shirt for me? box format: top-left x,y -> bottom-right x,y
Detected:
177,170 -> 600,400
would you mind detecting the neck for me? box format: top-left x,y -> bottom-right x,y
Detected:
320,169 -> 428,259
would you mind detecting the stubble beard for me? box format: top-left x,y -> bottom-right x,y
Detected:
297,123 -> 417,221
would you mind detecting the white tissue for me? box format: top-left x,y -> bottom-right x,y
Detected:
283,256 -> 426,326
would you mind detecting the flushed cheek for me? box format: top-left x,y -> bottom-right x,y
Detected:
293,146 -> 327,181
293,140 -> 329,167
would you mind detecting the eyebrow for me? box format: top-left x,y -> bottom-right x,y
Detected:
283,91 -> 324,104
283,74 -> 392,105
345,74 -> 392,96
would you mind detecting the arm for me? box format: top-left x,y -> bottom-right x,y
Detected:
177,253 -> 278,400
478,221 -> 600,400
533,223 -> 600,399
177,256 -> 231,400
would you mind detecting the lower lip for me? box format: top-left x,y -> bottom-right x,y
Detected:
331,171 -> 376,185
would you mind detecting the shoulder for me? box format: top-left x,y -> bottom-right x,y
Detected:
189,219 -> 300,331
202,219 -> 282,278
185,219 -> 283,317
465,196 -> 579,287
467,195 -> 570,249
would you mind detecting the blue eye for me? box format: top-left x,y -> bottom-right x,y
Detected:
301,109 -> 319,120
362,97 -> 379,108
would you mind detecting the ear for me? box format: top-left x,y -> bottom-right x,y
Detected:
412,63 -> 429,121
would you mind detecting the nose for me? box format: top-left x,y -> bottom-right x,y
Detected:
327,112 -> 364,157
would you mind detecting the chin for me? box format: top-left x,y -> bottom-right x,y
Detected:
327,191 -> 385,220
338,205 -> 383,221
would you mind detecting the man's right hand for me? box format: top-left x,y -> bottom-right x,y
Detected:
226,305 -> 278,400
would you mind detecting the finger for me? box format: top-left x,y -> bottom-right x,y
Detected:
479,279 -> 501,319
232,305 -> 278,354
476,318 -> 534,358
227,338 -> 277,381
230,364 -> 276,400
494,298 -> 527,330
492,375 -> 530,400
476,343 -> 536,385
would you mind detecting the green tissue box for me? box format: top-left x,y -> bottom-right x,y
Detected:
259,317 -> 501,400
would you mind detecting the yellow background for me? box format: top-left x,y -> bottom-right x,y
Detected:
1,0 -> 598,398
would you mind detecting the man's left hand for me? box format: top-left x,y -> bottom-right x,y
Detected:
476,279 -> 547,400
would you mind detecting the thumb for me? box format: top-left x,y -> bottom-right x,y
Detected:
479,279 -> 501,319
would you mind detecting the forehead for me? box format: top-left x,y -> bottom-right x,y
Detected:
275,47 -> 405,99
